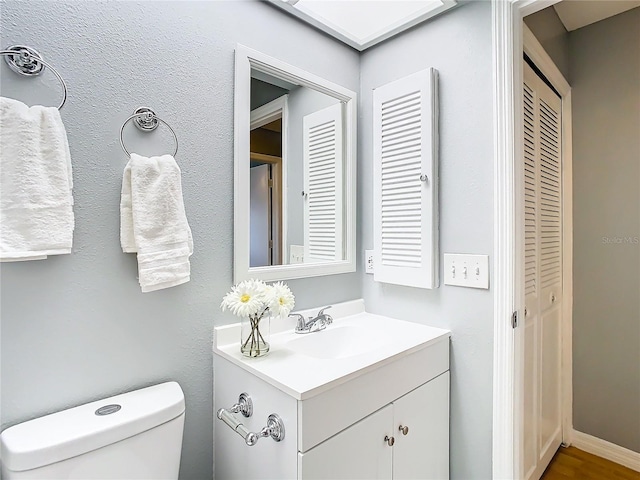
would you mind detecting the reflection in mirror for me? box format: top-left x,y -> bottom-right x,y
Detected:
234,45 -> 356,282
249,71 -> 344,268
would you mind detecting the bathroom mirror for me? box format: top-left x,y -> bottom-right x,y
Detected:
234,45 -> 356,282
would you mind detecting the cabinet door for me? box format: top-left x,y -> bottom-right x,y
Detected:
393,372 -> 449,480
298,405 -> 393,480
372,68 -> 440,289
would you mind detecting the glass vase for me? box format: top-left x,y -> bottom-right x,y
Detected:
240,314 -> 270,358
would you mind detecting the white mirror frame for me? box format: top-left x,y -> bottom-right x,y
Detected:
234,44 -> 357,283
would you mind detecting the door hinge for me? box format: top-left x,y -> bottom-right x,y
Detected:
268,179 -> 274,188
511,311 -> 519,328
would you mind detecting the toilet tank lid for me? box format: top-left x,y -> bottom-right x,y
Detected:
0,381 -> 185,472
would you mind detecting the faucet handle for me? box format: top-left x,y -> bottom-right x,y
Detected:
288,313 -> 306,331
318,306 -> 333,324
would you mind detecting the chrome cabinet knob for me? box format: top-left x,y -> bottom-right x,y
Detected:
384,435 -> 395,446
398,425 -> 409,435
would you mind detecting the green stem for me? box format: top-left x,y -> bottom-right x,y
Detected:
241,313 -> 269,356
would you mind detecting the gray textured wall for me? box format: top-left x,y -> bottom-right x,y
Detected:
359,2 -> 495,477
524,6 -> 570,80
570,7 -> 640,452
0,2 -> 360,479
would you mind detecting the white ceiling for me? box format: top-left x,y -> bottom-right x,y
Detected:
553,0 -> 640,31
267,0 -> 457,51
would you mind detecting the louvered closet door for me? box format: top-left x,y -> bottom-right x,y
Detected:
523,61 -> 563,480
303,103 -> 343,262
373,69 -> 439,289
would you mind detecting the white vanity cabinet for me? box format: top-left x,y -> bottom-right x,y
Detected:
299,404 -> 393,479
213,301 -> 451,480
391,373 -> 449,479
299,373 -> 449,480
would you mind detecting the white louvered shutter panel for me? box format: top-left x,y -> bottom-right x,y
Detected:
373,68 -> 439,289
522,61 -> 563,480
538,95 -> 562,309
303,103 -> 343,262
523,82 -> 538,304
523,68 -> 541,480
522,64 -> 563,313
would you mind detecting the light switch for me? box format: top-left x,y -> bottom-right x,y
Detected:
290,245 -> 304,264
443,254 -> 489,289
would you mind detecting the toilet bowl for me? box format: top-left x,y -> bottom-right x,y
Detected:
0,381 -> 185,479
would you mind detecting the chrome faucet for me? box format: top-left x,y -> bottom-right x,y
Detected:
290,306 -> 333,334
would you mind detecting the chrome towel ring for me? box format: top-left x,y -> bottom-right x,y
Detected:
120,107 -> 179,158
1,45 -> 68,110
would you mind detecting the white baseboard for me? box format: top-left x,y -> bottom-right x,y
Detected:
571,429 -> 640,472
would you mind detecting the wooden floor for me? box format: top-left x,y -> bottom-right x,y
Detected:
541,446 -> 640,480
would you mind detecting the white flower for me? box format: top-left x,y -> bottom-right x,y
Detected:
221,279 -> 268,318
221,279 -> 295,321
266,282 -> 295,318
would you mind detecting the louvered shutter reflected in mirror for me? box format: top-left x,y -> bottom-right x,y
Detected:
373,68 -> 439,289
303,103 -> 344,262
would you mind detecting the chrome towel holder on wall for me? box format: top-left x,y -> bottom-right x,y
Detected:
119,107 -> 179,157
0,45 -> 68,109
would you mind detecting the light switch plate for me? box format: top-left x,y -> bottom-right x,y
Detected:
443,254 -> 489,289
290,245 -> 304,264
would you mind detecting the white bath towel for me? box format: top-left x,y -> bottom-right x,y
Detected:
0,97 -> 74,260
120,153 -> 193,292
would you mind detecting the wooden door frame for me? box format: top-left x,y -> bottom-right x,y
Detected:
492,1 -> 573,477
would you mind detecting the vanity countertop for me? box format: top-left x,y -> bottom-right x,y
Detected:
213,299 -> 450,400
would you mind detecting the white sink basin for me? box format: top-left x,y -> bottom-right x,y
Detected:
213,299 -> 450,400
284,325 -> 387,359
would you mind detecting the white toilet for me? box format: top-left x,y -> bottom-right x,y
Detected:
0,381 -> 185,479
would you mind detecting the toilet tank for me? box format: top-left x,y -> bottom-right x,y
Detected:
0,381 -> 185,480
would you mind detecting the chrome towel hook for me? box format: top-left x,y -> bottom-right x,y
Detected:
119,107 -> 179,158
1,45 -> 68,109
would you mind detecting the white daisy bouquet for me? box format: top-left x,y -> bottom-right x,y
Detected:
221,279 -> 295,357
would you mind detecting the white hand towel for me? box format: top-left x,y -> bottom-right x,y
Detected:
0,97 -> 74,260
120,153 -> 193,292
